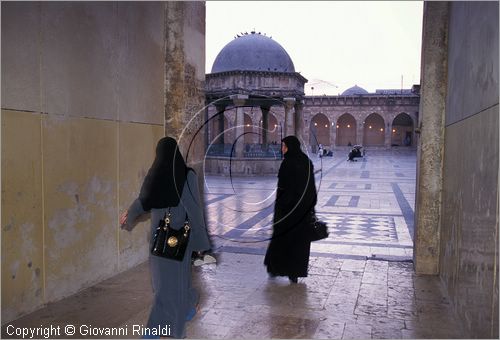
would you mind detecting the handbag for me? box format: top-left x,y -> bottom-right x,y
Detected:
310,211 -> 329,241
151,208 -> 190,261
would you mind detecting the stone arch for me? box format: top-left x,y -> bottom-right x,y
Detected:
336,113 -> 357,146
310,113 -> 331,147
266,113 -> 280,144
259,112 -> 282,144
363,113 -> 385,146
391,112 -> 414,146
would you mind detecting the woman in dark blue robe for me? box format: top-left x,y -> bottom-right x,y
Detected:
120,137 -> 210,338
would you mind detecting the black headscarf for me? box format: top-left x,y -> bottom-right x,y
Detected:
278,135 -> 317,213
282,136 -> 302,158
139,137 -> 188,211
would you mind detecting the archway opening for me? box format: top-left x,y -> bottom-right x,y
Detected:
391,113 -> 414,147
363,113 -> 385,146
266,113 -> 279,144
336,113 -> 357,146
243,113 -> 253,144
310,113 -> 331,147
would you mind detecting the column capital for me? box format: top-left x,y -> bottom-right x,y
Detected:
214,103 -> 227,111
294,100 -> 305,109
230,94 -> 249,106
283,97 -> 296,109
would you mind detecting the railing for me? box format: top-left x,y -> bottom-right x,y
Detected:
206,143 -> 282,158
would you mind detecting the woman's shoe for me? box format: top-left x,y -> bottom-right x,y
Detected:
193,254 -> 217,267
288,276 -> 298,283
186,304 -> 200,321
203,254 -> 217,264
193,258 -> 204,267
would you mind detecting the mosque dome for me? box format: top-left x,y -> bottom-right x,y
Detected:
342,85 -> 369,95
211,32 -> 295,73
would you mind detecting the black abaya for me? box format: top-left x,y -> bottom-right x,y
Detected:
264,136 -> 317,278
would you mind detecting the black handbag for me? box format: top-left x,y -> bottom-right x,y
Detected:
310,211 -> 329,241
151,208 -> 190,261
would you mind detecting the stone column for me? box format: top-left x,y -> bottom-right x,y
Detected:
261,106 -> 270,147
331,118 -> 337,149
294,101 -> 305,143
283,97 -> 296,137
231,94 -> 248,158
215,104 -> 226,144
204,104 -> 210,152
414,2 -> 449,275
356,121 -> 364,146
385,122 -> 392,149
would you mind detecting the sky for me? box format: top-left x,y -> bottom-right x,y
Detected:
206,1 -> 424,96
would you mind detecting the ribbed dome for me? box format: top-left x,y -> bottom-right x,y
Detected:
342,85 -> 369,95
211,32 -> 295,73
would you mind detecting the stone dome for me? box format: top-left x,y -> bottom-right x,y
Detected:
342,85 -> 369,95
211,32 -> 295,73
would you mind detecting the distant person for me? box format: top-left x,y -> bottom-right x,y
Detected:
348,148 -> 356,161
318,144 -> 324,158
120,137 -> 211,338
348,146 -> 362,161
404,135 -> 411,146
348,141 -> 352,147
264,136 -> 318,283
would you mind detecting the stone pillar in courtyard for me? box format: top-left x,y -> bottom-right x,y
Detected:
284,97 -> 296,137
414,2 -> 449,275
385,122 -> 392,148
215,104 -> 226,144
356,121 -> 364,146
261,106 -> 270,147
204,105 -> 210,152
232,94 -> 248,157
294,101 -> 305,144
331,119 -> 337,148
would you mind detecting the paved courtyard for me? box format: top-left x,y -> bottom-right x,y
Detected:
2,150 -> 468,339
204,149 -> 415,262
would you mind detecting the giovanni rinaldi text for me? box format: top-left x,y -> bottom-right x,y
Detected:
5,324 -> 172,338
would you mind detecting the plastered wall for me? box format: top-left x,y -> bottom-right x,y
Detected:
1,2 -> 205,323
439,2 -> 499,338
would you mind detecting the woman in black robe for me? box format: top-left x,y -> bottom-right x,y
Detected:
264,135 -> 318,283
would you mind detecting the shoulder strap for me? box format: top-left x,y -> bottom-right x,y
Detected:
183,167 -> 195,222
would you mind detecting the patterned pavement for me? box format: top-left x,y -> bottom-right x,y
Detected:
203,149 -> 416,261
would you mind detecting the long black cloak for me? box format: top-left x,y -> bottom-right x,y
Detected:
264,136 -> 317,278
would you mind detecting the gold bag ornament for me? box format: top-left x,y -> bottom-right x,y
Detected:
151,208 -> 190,261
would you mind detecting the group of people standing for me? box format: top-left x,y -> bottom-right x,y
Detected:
120,135 -> 318,338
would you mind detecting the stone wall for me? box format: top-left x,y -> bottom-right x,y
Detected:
438,2 -> 499,338
1,1 -> 205,323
